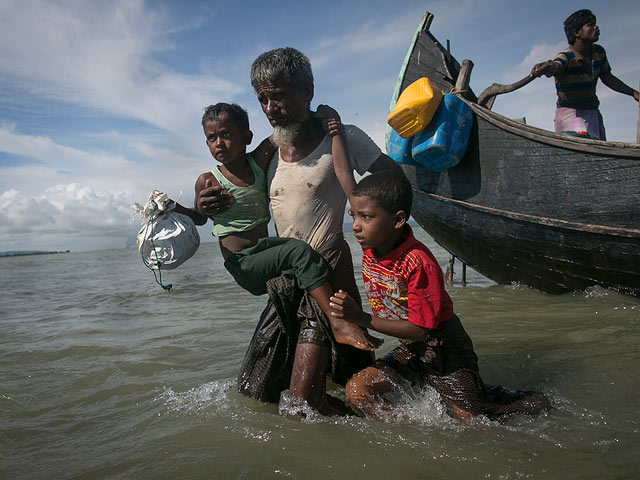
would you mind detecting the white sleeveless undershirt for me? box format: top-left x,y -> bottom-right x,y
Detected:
266,125 -> 381,251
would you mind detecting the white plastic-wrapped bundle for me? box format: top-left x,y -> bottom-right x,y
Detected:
133,190 -> 200,271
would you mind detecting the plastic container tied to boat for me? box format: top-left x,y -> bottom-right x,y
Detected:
387,77 -> 443,138
411,94 -> 474,172
386,128 -> 420,166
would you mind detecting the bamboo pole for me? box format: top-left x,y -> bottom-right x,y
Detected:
462,262 -> 467,287
637,81 -> 640,144
446,254 -> 455,287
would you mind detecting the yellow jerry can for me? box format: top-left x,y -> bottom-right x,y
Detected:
387,77 -> 443,138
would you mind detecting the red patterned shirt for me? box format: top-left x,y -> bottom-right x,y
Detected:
361,226 -> 453,330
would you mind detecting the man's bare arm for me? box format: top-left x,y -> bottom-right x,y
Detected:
600,72 -> 640,101
250,136 -> 277,171
530,60 -> 559,78
367,153 -> 404,175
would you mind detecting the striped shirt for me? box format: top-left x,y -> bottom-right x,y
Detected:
552,44 -> 611,109
361,226 -> 453,330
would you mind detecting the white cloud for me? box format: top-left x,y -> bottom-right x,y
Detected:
0,124 -> 134,194
508,41 -> 567,81
0,125 -> 205,218
0,0 -> 241,137
0,0 -> 238,243
0,122 -> 131,171
310,12 -> 416,69
0,184 -> 136,251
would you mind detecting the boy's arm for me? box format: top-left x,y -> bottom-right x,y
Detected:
249,136 -> 277,171
171,201 -> 208,225
330,121 -> 356,199
164,174 -> 211,226
312,104 -> 356,198
600,72 -> 640,101
329,290 -> 429,341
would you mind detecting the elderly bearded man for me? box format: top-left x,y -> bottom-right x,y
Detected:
198,47 -> 404,415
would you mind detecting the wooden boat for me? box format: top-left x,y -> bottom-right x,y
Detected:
388,12 -> 640,295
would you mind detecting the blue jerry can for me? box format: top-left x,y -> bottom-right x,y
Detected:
386,128 -> 419,166
411,94 -> 473,172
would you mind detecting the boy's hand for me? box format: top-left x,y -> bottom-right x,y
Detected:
329,289 -> 371,327
197,178 -> 233,216
324,118 -> 344,137
312,104 -> 344,137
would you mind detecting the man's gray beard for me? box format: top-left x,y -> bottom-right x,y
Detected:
271,110 -> 311,148
272,123 -> 301,148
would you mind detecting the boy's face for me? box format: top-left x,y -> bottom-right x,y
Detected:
349,195 -> 404,257
203,113 -> 251,164
575,21 -> 599,43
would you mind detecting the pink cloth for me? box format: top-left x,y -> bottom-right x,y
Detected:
554,107 -> 606,140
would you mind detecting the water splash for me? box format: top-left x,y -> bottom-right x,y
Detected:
582,286 -> 611,298
278,390 -> 327,422
278,382 -> 466,430
157,379 -> 234,416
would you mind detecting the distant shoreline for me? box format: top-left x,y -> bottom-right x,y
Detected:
0,250 -> 70,258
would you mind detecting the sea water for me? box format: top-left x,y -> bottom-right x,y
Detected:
2,229 -> 639,479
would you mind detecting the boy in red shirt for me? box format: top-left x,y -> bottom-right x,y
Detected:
329,171 -> 550,422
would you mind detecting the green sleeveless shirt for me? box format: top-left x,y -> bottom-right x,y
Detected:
210,155 -> 270,237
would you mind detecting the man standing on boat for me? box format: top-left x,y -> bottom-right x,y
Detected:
530,9 -> 639,140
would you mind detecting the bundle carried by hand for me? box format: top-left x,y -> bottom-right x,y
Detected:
132,190 -> 200,274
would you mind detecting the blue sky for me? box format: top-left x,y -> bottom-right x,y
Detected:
1,0 -> 638,252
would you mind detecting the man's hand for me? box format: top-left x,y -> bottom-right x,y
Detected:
329,289 -> 371,328
530,60 -> 556,78
196,178 -> 233,217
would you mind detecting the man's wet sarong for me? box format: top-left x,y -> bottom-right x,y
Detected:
375,315 -> 551,422
236,234 -> 373,403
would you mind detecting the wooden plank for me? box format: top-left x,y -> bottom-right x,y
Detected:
454,59 -> 474,97
424,193 -> 640,238
410,191 -> 640,295
467,100 -> 640,157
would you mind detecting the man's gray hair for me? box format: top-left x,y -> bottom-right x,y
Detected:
250,47 -> 314,91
